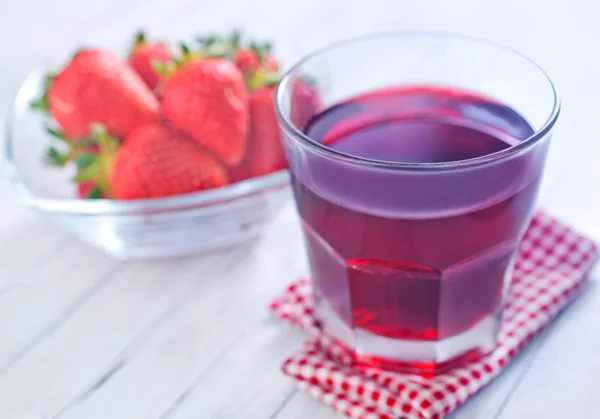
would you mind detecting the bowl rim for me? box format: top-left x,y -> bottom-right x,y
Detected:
4,71 -> 290,215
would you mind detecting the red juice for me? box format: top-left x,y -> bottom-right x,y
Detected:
291,86 -> 546,374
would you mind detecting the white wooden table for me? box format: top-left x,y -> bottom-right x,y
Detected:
1,1 -> 598,417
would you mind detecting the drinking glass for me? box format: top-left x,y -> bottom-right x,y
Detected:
275,32 -> 559,375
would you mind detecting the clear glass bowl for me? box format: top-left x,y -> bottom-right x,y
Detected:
4,71 -> 291,260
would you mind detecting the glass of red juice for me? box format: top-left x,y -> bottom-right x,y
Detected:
275,33 -> 560,376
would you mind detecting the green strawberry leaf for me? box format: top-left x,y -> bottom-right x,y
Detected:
204,41 -> 232,58
196,35 -> 218,46
151,59 -> 168,73
180,42 -> 191,55
45,125 -> 69,143
90,123 -> 107,138
247,70 -> 281,90
72,136 -> 97,148
75,153 -> 96,170
250,42 -> 265,64
128,30 -> 147,58
134,31 -> 146,47
87,185 -> 102,199
30,73 -> 54,113
263,72 -> 281,87
231,30 -> 241,49
90,122 -> 119,155
151,59 -> 176,75
30,99 -> 46,111
72,166 -> 97,183
44,146 -> 68,167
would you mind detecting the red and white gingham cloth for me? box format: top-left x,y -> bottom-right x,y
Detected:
269,212 -> 598,419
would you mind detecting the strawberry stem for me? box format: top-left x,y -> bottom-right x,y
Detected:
250,42 -> 265,64
151,59 -> 176,75
72,166 -> 97,182
90,124 -> 118,154
247,69 -> 281,90
134,31 -> 146,47
128,30 -> 147,58
180,42 -> 191,55
230,29 -> 241,50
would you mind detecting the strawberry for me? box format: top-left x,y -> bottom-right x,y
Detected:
290,78 -> 322,131
196,32 -> 279,78
160,58 -> 249,167
246,87 -> 286,177
235,46 -> 279,74
128,32 -> 171,91
110,122 -> 228,200
44,48 -> 159,139
77,180 -> 104,199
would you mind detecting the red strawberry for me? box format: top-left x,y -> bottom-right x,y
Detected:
128,32 -> 171,91
77,180 -> 104,199
246,87 -> 286,177
235,48 -> 279,73
290,78 -> 322,131
160,58 -> 249,167
77,180 -> 93,198
110,122 -> 228,200
47,48 -> 159,139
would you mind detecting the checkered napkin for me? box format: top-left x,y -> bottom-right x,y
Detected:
269,212 -> 598,419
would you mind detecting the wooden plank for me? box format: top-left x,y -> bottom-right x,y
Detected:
0,238 -> 121,371
495,268 -> 600,419
49,205 -> 307,419
0,245 -> 242,416
0,217 -> 70,291
276,393 -> 343,419
161,326 -> 303,419
451,335 -> 547,418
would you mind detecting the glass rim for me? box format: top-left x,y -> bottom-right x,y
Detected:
275,31 -> 561,172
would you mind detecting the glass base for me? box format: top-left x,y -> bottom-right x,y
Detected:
317,296 -> 501,376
